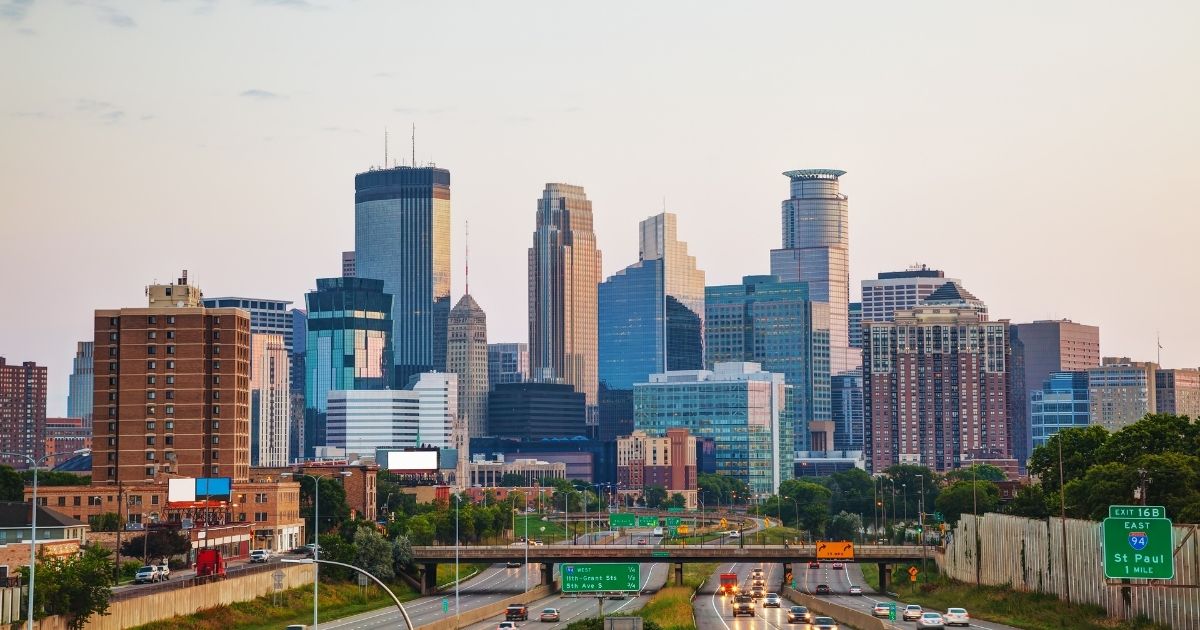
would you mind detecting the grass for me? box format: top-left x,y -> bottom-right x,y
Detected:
436,562 -> 489,586
130,579 -> 420,630
514,515 -> 568,542
634,562 -> 718,630
858,564 -> 1169,630
748,526 -> 804,545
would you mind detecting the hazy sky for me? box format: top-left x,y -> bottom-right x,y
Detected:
2,1 -> 1198,416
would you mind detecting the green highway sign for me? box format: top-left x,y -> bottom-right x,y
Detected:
561,563 -> 641,593
667,507 -> 685,513
1109,505 -> 1166,519
652,551 -> 669,557
609,513 -> 636,528
1103,514 -> 1175,580
637,516 -> 660,527
666,517 -> 682,527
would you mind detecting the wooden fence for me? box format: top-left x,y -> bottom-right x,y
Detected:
940,513 -> 1200,629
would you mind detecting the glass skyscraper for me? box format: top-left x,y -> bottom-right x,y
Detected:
354,166 -> 451,388
303,277 -> 393,457
67,341 -> 93,426
705,275 -> 831,456
1030,371 -> 1090,448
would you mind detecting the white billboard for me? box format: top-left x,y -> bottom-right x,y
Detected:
385,450 -> 438,471
168,478 -> 196,503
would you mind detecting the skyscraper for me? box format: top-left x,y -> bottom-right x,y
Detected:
288,308 -> 307,461
860,265 -> 962,324
92,272 -> 251,483
304,277 -> 393,457
705,275 -> 831,455
1088,358 -> 1157,431
528,183 -> 602,429
1030,371 -> 1090,448
848,302 -> 863,349
0,357 -> 47,467
1009,320 -> 1100,466
354,165 -> 451,387
67,341 -> 94,426
342,251 -> 356,278
863,283 -> 1011,473
831,368 -> 864,451
488,343 -> 529,388
201,297 -> 295,350
250,333 -> 290,467
1156,368 -> 1200,417
447,294 -> 489,440
770,169 -> 857,374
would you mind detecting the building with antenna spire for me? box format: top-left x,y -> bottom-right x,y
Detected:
447,222 -> 489,442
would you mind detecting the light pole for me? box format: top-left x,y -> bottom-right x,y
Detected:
902,484 -> 908,539
283,470 -> 351,630
5,447 -> 90,630
452,493 -> 460,619
523,492 -> 529,592
916,474 -> 926,581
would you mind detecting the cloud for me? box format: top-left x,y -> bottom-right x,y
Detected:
9,110 -> 50,119
97,5 -> 134,27
256,0 -> 315,9
0,0 -> 33,22
76,98 -> 126,124
240,89 -> 285,100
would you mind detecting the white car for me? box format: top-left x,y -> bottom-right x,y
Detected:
849,585 -> 862,595
903,604 -> 925,621
871,603 -> 891,618
944,608 -> 970,626
133,565 -> 163,584
916,612 -> 945,629
763,593 -> 782,607
249,549 -> 270,563
728,530 -> 741,538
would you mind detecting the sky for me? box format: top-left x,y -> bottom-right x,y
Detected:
2,1 -> 1198,416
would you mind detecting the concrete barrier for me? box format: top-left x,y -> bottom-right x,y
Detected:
782,586 -> 888,630
414,584 -> 553,630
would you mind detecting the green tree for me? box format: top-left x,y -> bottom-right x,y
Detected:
669,493 -> 687,509
1004,485 -> 1049,519
0,465 -> 23,501
392,534 -> 413,575
644,486 -> 668,509
1136,452 -> 1200,518
1097,413 -> 1200,465
1027,425 -> 1109,494
882,464 -> 940,522
317,533 -> 356,580
1064,461 -> 1136,519
934,481 -> 999,523
819,468 -> 875,518
943,464 -> 1006,483
120,530 -> 191,560
779,480 -> 833,535
824,510 -> 864,541
88,512 -> 123,532
24,543 -> 113,630
353,527 -> 395,580
299,476 -> 351,534
21,470 -> 88,486
407,514 -> 435,545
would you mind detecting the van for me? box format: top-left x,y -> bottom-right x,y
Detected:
652,527 -> 664,537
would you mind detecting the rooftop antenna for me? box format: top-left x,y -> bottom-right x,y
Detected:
465,220 -> 470,296
384,127 -> 388,169
662,196 -> 666,212
411,123 -> 416,168
1157,330 -> 1163,365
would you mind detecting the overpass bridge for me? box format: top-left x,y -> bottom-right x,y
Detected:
410,543 -> 934,593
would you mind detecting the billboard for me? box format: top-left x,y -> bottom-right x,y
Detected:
383,450 -> 438,472
167,477 -> 232,507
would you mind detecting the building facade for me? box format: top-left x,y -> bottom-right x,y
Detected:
769,169 -> 857,375
487,343 -> 529,389
1155,368 -> 1200,417
633,362 -> 793,498
250,334 -> 290,467
465,456 -> 567,487
831,368 -> 864,451
1030,371 -> 1091,448
848,302 -> 862,349
1009,320 -> 1100,466
342,251 -> 356,278
288,309 -> 307,462
67,341 -> 94,427
616,428 -> 698,508
860,265 -> 960,325
303,277 -> 393,457
1088,358 -> 1157,431
200,297 -> 295,351
354,166 -> 451,387
447,295 -> 489,440
863,283 -> 1011,473
0,357 -> 47,466
488,382 -> 587,440
528,183 -> 602,429
704,275 -> 830,455
92,272 -> 251,483
44,417 -> 90,467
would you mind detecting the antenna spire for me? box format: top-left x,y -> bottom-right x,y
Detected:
384,127 -> 389,168
411,123 -> 416,168
1157,330 -> 1163,365
464,220 -> 470,296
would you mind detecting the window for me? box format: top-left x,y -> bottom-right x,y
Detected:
166,376 -> 174,385
166,346 -> 175,355
213,406 -> 220,415
146,421 -> 156,430
149,316 -> 156,324
147,360 -> 156,370
254,512 -> 268,522
109,362 -> 117,372
165,436 -> 174,446
214,376 -> 220,385
165,421 -> 174,430
73,496 -> 80,506
88,496 -> 102,506
109,347 -> 117,356
57,497 -> 65,506
166,331 -> 175,340
148,331 -> 157,340
167,316 -> 175,325
214,317 -> 221,324
109,332 -> 118,341
166,361 -> 175,369
147,391 -> 156,400
147,346 -> 157,355
214,330 -> 221,340
145,452 -> 155,461
146,436 -> 155,445
145,467 -> 155,477
151,495 -> 159,505
165,391 -> 174,400
147,376 -> 156,385
213,361 -> 221,370
212,436 -> 220,444
238,512 -> 246,522
212,421 -> 220,429
212,346 -> 219,355
165,405 -> 174,415
212,450 -> 219,459
255,493 -> 268,503
109,317 -> 118,326
108,377 -> 116,386
213,391 -> 219,400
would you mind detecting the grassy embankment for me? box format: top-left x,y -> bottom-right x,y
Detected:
635,562 -> 719,630
514,514 -> 569,542
858,564 -> 1169,630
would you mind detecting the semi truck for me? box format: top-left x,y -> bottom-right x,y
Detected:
719,573 -> 739,596
195,549 -> 227,581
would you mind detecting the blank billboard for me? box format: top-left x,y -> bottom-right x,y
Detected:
386,450 -> 438,471
168,478 -> 196,503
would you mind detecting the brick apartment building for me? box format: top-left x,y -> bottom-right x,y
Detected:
44,417 -> 91,467
0,358 -> 47,467
616,428 -> 698,508
253,460 -> 378,523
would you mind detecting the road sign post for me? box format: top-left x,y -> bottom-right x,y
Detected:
561,563 -> 641,593
1103,507 -> 1175,580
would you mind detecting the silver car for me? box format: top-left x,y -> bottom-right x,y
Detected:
916,612 -> 945,629
763,592 -> 782,607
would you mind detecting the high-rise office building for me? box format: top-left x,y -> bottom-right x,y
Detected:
342,251 -> 356,278
1156,368 -> 1200,417
488,382 -> 587,440
860,266 -> 962,324
0,357 -> 47,467
304,277 -> 393,457
1088,358 -> 1157,431
1030,371 -> 1090,448
201,297 -> 295,351
288,309 -> 307,461
447,294 -> 489,440
848,302 -> 863,349
1009,320 -> 1100,467
633,362 -> 793,497
770,169 -> 857,374
831,368 -> 864,451
327,372 -> 458,455
92,271 -> 251,483
488,343 -> 529,389
863,283 -> 1011,473
250,333 -> 290,467
528,183 -> 602,429
67,341 -> 94,426
354,166 -> 451,387
705,275 -> 830,455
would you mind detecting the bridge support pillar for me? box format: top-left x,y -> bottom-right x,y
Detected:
782,563 -> 792,589
422,563 -> 438,594
541,562 -> 555,589
674,563 -> 684,586
877,563 -> 890,594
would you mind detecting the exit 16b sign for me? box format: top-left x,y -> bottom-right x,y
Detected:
1102,509 -> 1174,580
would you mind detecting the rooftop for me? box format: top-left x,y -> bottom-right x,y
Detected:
782,169 -> 846,180
0,502 -> 86,529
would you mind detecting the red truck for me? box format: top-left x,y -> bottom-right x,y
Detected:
719,573 -> 739,596
195,549 -> 227,581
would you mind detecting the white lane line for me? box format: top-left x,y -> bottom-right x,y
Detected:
707,562 -> 736,630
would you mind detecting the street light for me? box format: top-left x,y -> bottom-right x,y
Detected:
3,447 -> 90,630
452,493 -> 461,619
916,474 -> 926,581
282,470 -> 352,630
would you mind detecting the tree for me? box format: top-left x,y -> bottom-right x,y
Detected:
88,512 -> 123,532
1064,462 -> 1136,520
779,480 -> 833,535
392,534 -> 413,575
1097,414 -> 1200,465
824,511 -> 864,542
299,476 -> 351,534
0,465 -> 22,501
120,530 -> 191,560
1004,485 -> 1049,519
881,465 -> 940,518
21,470 -> 88,486
934,481 -> 999,523
943,464 -> 1006,484
1027,425 -> 1109,494
24,543 -> 113,630
317,533 -> 355,580
406,514 -> 435,545
353,527 -> 395,580
669,493 -> 687,509
819,468 -> 875,518
644,486 -> 668,509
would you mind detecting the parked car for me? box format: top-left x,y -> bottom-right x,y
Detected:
944,608 -> 970,626
809,617 -> 839,630
902,604 -> 924,621
249,549 -> 270,563
916,612 -> 945,629
872,603 -> 891,618
814,584 -> 831,595
539,607 -> 560,622
786,605 -> 811,623
763,593 -> 781,607
133,565 -> 163,584
732,594 -> 755,617
849,585 -> 862,595
156,563 -> 170,580
505,604 -> 529,621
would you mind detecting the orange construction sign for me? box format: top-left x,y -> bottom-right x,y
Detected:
815,541 -> 855,560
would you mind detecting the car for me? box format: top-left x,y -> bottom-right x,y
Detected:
808,561 -> 820,569
750,587 -> 765,599
902,604 -> 924,621
728,530 -> 741,538
505,561 -> 522,568
786,605 -> 811,623
638,538 -> 648,545
732,594 -> 755,617
540,607 -> 560,622
505,604 -> 529,621
750,567 -> 764,575
944,608 -> 970,626
532,539 -> 545,546
814,584 -> 831,595
156,563 -> 170,580
831,562 -> 844,570
303,543 -> 322,558
849,586 -> 862,595
763,593 -> 781,607
872,603 -> 891,618
916,612 -> 945,628
498,623 -> 517,630
249,549 -> 270,563
809,616 -> 839,630
133,565 -> 162,584
751,578 -> 765,588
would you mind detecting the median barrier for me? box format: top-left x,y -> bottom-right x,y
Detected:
414,584 -> 552,630
782,586 -> 888,630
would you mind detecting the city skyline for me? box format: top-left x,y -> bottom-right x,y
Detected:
3,2 -> 1200,415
